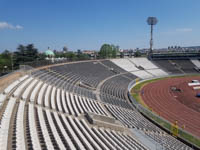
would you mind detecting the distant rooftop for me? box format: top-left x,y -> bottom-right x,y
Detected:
45,50 -> 55,56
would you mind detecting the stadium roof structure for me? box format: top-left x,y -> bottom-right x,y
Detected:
149,52 -> 200,60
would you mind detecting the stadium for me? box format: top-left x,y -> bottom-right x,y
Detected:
2,0 -> 200,149
0,54 -> 200,150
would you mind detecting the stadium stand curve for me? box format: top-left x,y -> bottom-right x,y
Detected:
0,57 -> 198,150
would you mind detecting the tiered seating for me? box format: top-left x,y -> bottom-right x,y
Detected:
28,104 -> 42,150
44,85 -> 52,107
4,75 -> 28,94
34,106 -> 47,149
146,69 -> 168,77
0,94 -> 6,108
191,59 -> 200,68
101,75 -> 131,100
111,58 -> 168,79
153,60 -> 182,74
123,72 -> 138,80
0,59 -> 195,150
172,60 -> 198,73
28,72 -> 109,117
128,58 -> 168,77
50,61 -> 115,88
52,112 -> 76,149
37,83 -> 47,105
30,81 -> 43,102
100,94 -> 132,109
100,74 -> 134,109
0,97 -> 16,150
32,69 -> 97,100
1,74 -> 149,150
92,125 -> 149,150
15,101 -> 26,150
111,59 -> 139,72
22,79 -> 38,100
33,111 -> 148,150
132,70 -> 153,79
106,105 -> 193,150
101,60 -> 126,73
50,87 -> 56,109
37,107 -> 56,149
13,77 -> 33,97
105,105 -> 162,132
45,109 -> 66,149
144,131 -> 192,150
101,60 -> 138,80
129,58 -> 158,70
59,92 -> 108,116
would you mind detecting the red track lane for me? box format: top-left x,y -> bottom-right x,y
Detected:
141,77 -> 200,138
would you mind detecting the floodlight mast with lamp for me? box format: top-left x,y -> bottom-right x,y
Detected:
147,17 -> 158,53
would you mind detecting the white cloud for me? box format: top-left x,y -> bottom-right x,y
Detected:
161,28 -> 193,35
176,28 -> 192,32
15,25 -> 23,29
0,22 -> 23,30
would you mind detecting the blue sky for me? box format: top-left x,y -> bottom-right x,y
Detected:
0,0 -> 200,52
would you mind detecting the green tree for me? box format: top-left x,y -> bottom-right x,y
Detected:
25,44 -> 38,61
38,53 -> 46,60
14,44 -> 39,65
134,50 -> 142,57
111,44 -> 119,58
0,50 -> 12,74
99,44 -> 113,58
65,52 -> 77,60
78,53 -> 89,60
76,49 -> 89,60
99,44 -> 120,58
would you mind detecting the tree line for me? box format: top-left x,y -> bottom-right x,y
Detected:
0,44 -> 119,74
0,43 -> 136,75
0,44 -> 41,75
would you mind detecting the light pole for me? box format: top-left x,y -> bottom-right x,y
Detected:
147,17 -> 158,53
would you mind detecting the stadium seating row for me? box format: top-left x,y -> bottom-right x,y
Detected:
0,58 -> 195,150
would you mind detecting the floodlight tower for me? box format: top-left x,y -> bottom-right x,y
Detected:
147,17 -> 158,53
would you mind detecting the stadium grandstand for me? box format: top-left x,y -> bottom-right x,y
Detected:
0,56 -> 200,150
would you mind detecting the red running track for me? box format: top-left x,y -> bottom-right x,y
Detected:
141,77 -> 200,138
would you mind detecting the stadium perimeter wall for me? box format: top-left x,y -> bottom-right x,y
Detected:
0,70 -> 26,93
